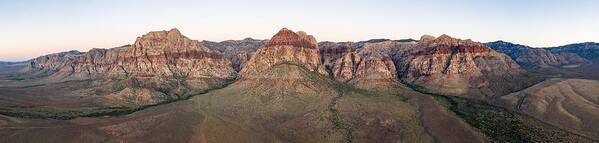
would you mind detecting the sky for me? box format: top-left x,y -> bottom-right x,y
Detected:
1,0 -> 598,61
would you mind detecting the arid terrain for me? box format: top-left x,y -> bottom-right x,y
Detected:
0,28 -> 598,143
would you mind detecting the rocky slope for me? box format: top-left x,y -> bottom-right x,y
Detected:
320,40 -> 413,89
549,42 -> 599,62
487,41 -> 599,79
23,29 -> 236,105
26,50 -> 82,75
395,35 -> 533,98
486,41 -> 588,68
201,38 -> 266,71
28,29 -> 235,81
239,28 -> 327,78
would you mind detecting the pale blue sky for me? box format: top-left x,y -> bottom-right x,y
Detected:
1,0 -> 598,61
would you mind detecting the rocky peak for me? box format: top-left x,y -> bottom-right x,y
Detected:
27,28 -> 235,94
239,28 -> 327,78
132,28 -> 206,52
420,35 -> 436,42
395,35 -> 526,97
416,34 -> 490,55
264,28 -> 318,49
138,28 -> 184,41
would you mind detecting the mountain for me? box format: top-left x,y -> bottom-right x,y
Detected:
201,38 -> 267,71
0,28 -> 597,142
485,41 -> 588,68
320,39 -> 413,89
101,28 -> 488,142
319,35 -> 541,98
239,28 -> 328,78
486,41 -> 599,79
395,35 -> 537,98
549,42 -> 599,62
21,29 -> 236,106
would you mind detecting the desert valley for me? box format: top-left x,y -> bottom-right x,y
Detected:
0,27 -> 598,142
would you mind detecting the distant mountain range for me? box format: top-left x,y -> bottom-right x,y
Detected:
486,41 -> 599,79
0,28 -> 597,142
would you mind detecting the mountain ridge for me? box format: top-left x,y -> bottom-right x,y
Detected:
2,28 -> 599,142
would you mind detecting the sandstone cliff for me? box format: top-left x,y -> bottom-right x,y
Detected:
239,28 -> 327,79
202,38 -> 266,71
25,29 -> 236,104
396,35 -> 530,97
322,40 -> 409,89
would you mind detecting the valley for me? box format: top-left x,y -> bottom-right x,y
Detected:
0,28 -> 598,142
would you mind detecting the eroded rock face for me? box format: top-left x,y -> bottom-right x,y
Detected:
323,40 -> 410,88
319,41 -> 352,70
239,28 -> 327,78
264,28 -> 318,49
40,29 -> 234,80
548,42 -> 599,62
111,29 -> 235,81
331,52 -> 362,81
202,38 -> 267,71
486,41 -> 588,68
27,50 -> 82,73
26,29 -> 236,104
396,35 -> 526,97
339,42 -> 398,80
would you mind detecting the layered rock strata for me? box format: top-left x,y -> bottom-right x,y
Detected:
239,28 -> 327,78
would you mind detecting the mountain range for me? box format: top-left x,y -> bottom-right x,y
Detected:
0,28 -> 598,142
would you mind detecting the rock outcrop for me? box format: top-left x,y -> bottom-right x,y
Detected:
264,28 -> 317,49
30,29 -> 235,82
327,40 -> 401,88
486,41 -> 588,68
319,39 -> 419,89
396,35 -> 529,97
25,29 -> 236,104
27,50 -> 82,73
548,42 -> 599,62
202,38 -> 266,71
319,41 -> 352,70
319,39 -> 416,86
239,28 -> 327,78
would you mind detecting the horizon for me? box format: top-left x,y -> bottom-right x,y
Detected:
2,0 -> 599,61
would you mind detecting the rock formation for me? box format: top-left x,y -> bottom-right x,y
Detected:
27,50 -> 81,73
319,41 -> 352,71
264,28 -> 318,49
320,39 -> 418,89
486,41 -> 588,68
202,38 -> 266,71
395,35 -> 528,97
239,28 -> 327,78
28,29 -> 235,81
326,40 -> 402,88
548,42 -> 599,62
25,29 -> 236,104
